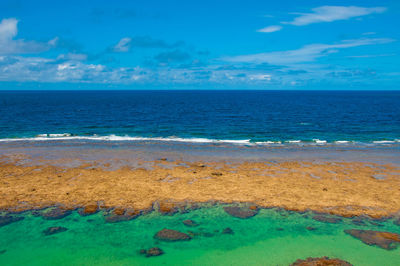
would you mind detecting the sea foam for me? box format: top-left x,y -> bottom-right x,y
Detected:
0,134 -> 399,147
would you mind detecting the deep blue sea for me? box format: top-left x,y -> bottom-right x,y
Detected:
0,90 -> 399,145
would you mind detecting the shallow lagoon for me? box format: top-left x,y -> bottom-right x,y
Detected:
1,206 -> 400,265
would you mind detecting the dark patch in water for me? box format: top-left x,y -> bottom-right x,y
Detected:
312,215 -> 342,224
154,229 -> 191,241
369,221 -> 383,227
0,215 -> 24,227
183,219 -> 198,227
344,229 -> 400,250
223,206 -> 258,219
222,227 -> 234,234
394,218 -> 400,226
139,247 -> 164,257
290,256 -> 352,266
40,208 -> 72,220
306,226 -> 317,231
43,226 -> 68,236
105,208 -> 140,223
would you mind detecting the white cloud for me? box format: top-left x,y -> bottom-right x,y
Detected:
249,74 -> 271,81
113,37 -> 131,52
257,25 -> 282,33
57,53 -> 88,61
0,18 -> 18,40
222,38 -> 394,65
284,6 -> 386,26
0,54 -> 151,83
0,17 -> 57,55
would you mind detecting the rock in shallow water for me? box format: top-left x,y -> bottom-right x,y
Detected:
139,247 -> 164,257
222,227 -> 234,234
43,226 -> 68,236
344,229 -> 400,250
41,208 -> 71,220
104,208 -> 140,223
394,218 -> 400,226
183,219 -> 198,227
223,206 -> 258,219
154,229 -> 191,241
0,215 -> 24,227
290,256 -> 352,266
306,226 -> 317,231
158,201 -> 179,215
78,204 -> 98,216
312,215 -> 342,224
351,216 -> 367,226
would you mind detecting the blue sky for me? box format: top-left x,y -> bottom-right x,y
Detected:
0,0 -> 399,89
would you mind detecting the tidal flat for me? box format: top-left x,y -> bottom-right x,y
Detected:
1,144 -> 400,265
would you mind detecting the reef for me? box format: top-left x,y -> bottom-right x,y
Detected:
290,256 -> 352,266
1,159 -> 400,218
344,229 -> 400,250
43,226 -> 68,236
154,229 -> 192,242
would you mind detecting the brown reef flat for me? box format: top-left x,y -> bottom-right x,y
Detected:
1,157 -> 400,218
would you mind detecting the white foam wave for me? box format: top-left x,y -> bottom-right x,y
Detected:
334,140 -> 350,144
0,135 -> 253,145
286,140 -> 301,143
313,139 -> 327,144
0,134 -> 398,146
254,141 -> 282,145
372,140 -> 396,144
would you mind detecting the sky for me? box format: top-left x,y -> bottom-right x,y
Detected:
0,0 -> 399,90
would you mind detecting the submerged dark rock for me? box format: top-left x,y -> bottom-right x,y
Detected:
183,219 -> 198,227
290,256 -> 352,266
223,206 -> 258,219
394,218 -> 400,226
306,226 -> 317,231
154,229 -> 191,241
0,215 -> 24,227
312,215 -> 342,224
187,230 -> 214,238
41,208 -> 71,220
351,217 -> 367,226
104,208 -> 140,223
369,221 -> 383,227
139,247 -> 164,257
222,227 -> 234,234
344,229 -> 400,250
43,226 -> 68,236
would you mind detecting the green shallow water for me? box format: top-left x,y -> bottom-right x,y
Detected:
1,207 -> 400,266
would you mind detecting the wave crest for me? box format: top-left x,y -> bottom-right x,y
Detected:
0,134 -> 398,147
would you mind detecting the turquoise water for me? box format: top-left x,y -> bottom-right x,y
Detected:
1,207 -> 399,265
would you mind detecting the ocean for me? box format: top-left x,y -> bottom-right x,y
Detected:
0,90 -> 399,145
1,90 -> 400,266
